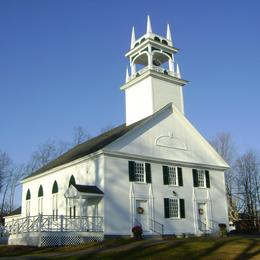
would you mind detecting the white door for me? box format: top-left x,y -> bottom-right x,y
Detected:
136,200 -> 148,231
198,203 -> 208,231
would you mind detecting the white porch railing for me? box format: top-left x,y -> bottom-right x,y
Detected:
5,215 -> 104,235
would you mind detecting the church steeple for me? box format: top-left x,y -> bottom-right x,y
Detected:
146,15 -> 152,34
121,17 -> 188,125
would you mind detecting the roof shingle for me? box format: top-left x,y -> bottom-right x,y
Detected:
23,118 -> 147,180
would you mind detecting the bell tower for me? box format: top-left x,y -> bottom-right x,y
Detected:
121,16 -> 188,125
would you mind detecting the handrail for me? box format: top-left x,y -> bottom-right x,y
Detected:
150,218 -> 164,236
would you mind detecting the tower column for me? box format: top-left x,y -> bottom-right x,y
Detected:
148,52 -> 153,69
131,63 -> 136,75
168,59 -> 174,73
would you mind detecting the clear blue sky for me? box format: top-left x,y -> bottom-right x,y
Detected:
0,0 -> 259,165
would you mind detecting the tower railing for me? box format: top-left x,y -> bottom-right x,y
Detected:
129,65 -> 180,81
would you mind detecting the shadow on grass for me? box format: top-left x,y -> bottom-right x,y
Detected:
234,239 -> 260,260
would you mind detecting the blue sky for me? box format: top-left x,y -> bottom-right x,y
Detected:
0,0 -> 259,165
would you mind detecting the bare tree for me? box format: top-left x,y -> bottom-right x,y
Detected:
0,151 -> 11,192
210,132 -> 238,221
100,124 -> 114,134
25,140 -> 70,175
0,151 -> 12,216
73,126 -> 91,145
235,150 -> 260,229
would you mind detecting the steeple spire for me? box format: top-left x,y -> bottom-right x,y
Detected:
146,15 -> 152,34
125,67 -> 130,83
166,24 -> 173,46
176,63 -> 181,78
130,26 -> 136,49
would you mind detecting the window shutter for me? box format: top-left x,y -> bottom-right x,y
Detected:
145,163 -> 152,183
192,169 -> 198,187
128,161 -> 135,182
205,170 -> 210,188
179,199 -> 185,218
163,166 -> 169,185
177,167 -> 183,186
164,198 -> 170,218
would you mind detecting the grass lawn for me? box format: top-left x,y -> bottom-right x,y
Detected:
0,236 -> 259,259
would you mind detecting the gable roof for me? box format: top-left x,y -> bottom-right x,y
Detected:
105,103 -> 229,169
5,207 -> 21,217
23,117 -> 148,181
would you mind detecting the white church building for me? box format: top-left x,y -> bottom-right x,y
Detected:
4,17 -> 229,246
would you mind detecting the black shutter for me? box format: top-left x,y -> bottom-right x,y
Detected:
205,170 -> 210,188
145,163 -> 152,183
163,166 -> 169,185
177,167 -> 183,186
129,161 -> 135,182
164,198 -> 170,218
179,199 -> 185,218
192,169 -> 198,187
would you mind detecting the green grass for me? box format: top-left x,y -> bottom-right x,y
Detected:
0,236 -> 259,259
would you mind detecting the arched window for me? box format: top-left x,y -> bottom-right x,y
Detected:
38,185 -> 43,214
68,176 -> 77,218
38,185 -> 43,197
25,189 -> 31,217
52,181 -> 58,194
161,39 -> 168,45
26,189 -> 31,200
154,36 -> 161,42
52,181 -> 58,220
68,175 -> 76,188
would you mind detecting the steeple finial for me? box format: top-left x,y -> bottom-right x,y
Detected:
166,24 -> 173,46
146,15 -> 152,34
130,26 -> 136,49
176,63 -> 181,78
125,67 -> 130,83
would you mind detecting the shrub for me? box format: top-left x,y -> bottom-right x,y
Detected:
132,225 -> 143,239
218,223 -> 227,237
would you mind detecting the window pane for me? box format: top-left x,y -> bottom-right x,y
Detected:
168,167 -> 177,185
198,170 -> 205,187
169,199 -> 179,218
134,163 -> 145,182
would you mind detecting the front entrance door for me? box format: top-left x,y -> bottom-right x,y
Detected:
136,200 -> 148,231
197,203 -> 208,231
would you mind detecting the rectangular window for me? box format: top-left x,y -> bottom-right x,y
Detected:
163,166 -> 183,186
38,198 -> 43,214
134,162 -> 145,183
198,170 -> 205,187
168,167 -> 177,186
169,199 -> 179,218
73,206 -> 76,219
26,200 -> 30,217
52,194 -> 58,220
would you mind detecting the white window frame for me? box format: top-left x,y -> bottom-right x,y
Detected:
134,162 -> 146,183
26,200 -> 30,217
52,194 -> 58,220
168,166 -> 178,186
169,198 -> 180,219
197,169 -> 206,188
38,197 -> 43,215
